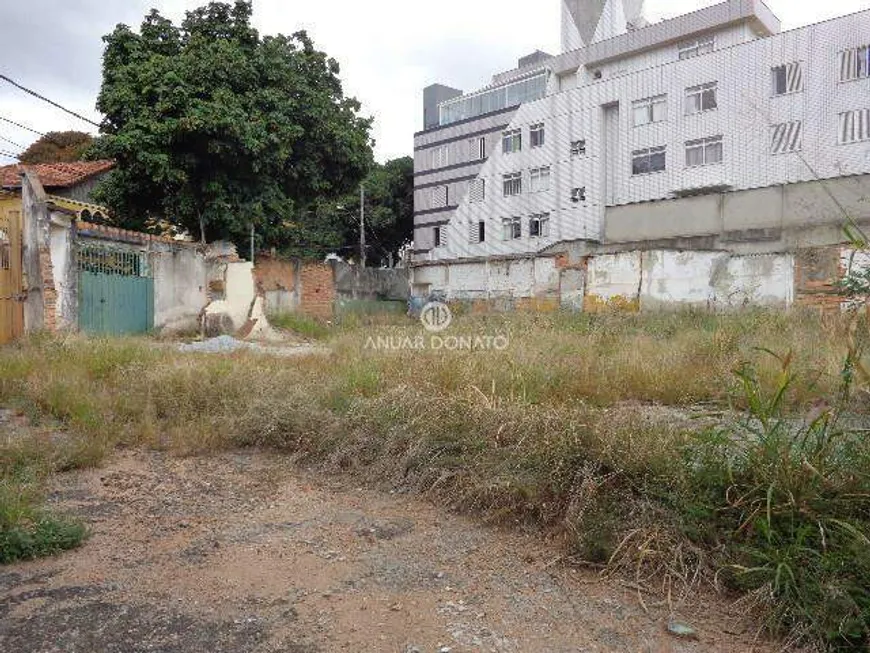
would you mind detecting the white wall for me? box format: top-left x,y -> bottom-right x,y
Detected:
203,261 -> 256,331
48,215 -> 75,330
414,256 -> 560,301
152,244 -> 208,331
584,250 -> 794,308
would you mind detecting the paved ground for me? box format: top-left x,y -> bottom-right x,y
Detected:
0,450 -> 775,652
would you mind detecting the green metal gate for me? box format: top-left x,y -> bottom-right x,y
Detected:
78,241 -> 154,335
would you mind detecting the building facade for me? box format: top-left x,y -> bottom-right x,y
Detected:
411,0 -> 870,309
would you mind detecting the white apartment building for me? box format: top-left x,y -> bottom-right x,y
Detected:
411,0 -> 870,307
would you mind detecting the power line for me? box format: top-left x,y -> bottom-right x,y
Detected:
0,73 -> 100,128
0,150 -> 20,160
0,114 -> 45,137
0,134 -> 23,149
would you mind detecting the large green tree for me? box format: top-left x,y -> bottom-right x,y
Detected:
19,131 -> 93,164
280,156 -> 413,265
90,1 -> 372,248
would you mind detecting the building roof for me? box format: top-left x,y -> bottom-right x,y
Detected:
0,160 -> 115,190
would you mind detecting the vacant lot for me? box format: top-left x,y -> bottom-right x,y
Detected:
1,310 -> 868,651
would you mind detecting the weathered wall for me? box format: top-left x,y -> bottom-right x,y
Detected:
204,261 -> 256,332
20,172 -> 46,332
48,214 -> 75,329
412,256 -> 562,312
414,248 -> 797,312
333,262 -> 409,302
51,173 -> 112,204
253,256 -> 298,314
585,252 -> 642,310
152,243 -> 208,332
583,250 -> 795,310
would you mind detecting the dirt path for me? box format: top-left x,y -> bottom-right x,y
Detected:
0,450 -> 774,653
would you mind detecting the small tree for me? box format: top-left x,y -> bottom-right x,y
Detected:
284,157 -> 413,263
19,131 -> 93,164
90,0 -> 373,248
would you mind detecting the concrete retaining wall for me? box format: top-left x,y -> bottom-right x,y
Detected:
415,248 -> 800,312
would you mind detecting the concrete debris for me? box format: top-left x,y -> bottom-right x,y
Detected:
666,621 -> 698,640
178,335 -> 251,354
177,336 -> 328,358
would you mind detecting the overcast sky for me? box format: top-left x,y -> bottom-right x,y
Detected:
0,0 -> 867,165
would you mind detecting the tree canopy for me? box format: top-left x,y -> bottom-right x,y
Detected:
279,156 -> 413,265
19,131 -> 93,164
90,0 -> 373,248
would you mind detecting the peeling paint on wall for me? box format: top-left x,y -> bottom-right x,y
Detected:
416,249 -> 796,312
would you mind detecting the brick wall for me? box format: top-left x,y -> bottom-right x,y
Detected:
39,245 -> 57,331
794,247 -> 843,312
299,263 -> 335,321
253,255 -> 296,294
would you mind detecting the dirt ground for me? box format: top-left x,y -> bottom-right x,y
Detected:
0,450 -> 777,653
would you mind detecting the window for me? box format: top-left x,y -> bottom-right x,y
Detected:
529,166 -> 551,193
571,187 -> 586,203
685,135 -> 723,167
770,121 -> 802,154
632,146 -> 666,175
468,220 -> 486,244
839,45 -> 870,82
0,228 -> 9,270
468,178 -> 485,203
503,172 -> 523,197
678,36 -> 714,60
502,129 -> 522,154
570,140 -> 587,157
530,123 -> 545,148
632,95 -> 667,126
838,109 -> 870,144
502,217 -> 522,240
439,72 -> 547,126
429,145 -> 449,169
429,185 -> 448,208
529,213 -> 550,238
685,82 -> 718,115
469,136 -> 486,161
771,62 -> 803,96
433,226 -> 443,248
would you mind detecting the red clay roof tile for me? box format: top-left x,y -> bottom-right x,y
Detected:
0,160 -> 115,189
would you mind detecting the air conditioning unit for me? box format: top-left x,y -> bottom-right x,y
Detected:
571,187 -> 586,203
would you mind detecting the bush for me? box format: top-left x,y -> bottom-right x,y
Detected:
0,477 -> 86,564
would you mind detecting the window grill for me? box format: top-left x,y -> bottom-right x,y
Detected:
0,229 -> 9,271
77,243 -> 150,278
771,62 -> 803,95
770,122 -> 802,154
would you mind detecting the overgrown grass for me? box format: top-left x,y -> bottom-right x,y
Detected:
268,311 -> 331,340
0,310 -> 867,649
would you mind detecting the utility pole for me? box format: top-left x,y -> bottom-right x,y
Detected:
359,184 -> 366,268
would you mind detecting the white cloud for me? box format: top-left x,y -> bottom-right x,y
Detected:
0,0 -> 867,165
